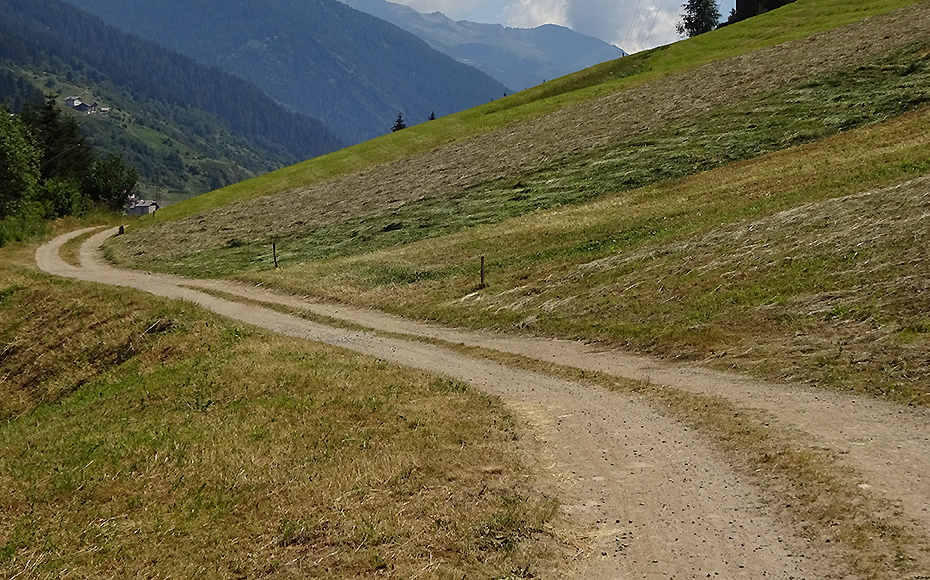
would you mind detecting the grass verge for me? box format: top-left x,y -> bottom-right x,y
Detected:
0,238 -> 559,578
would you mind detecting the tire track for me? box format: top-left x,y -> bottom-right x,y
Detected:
36,227 -> 835,579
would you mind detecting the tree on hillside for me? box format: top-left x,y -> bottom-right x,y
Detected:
0,97 -> 138,230
676,0 -> 721,38
20,95 -> 95,184
391,113 -> 407,132
83,154 -> 138,212
0,107 -> 41,220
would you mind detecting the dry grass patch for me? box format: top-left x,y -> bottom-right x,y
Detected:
0,242 -> 560,579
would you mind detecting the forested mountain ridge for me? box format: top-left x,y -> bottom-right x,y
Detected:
60,0 -> 511,146
339,0 -> 627,92
0,0 -> 344,197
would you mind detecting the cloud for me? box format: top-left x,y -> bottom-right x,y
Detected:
501,0 -> 684,51
396,0 -> 510,21
502,0 -> 567,28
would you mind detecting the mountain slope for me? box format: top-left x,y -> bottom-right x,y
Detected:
104,0 -> 930,410
339,0 -> 627,91
60,0 -> 511,145
0,0 -> 344,196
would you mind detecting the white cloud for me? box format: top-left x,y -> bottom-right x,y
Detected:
502,0 -> 567,28
396,0 -> 510,22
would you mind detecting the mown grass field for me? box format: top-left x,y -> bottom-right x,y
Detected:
133,43 -> 930,277
0,236 -> 558,578
231,100 -> 930,405
134,0 -> 924,225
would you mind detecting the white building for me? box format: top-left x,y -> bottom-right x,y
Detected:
126,198 -> 160,216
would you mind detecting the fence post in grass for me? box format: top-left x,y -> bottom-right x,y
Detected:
480,256 -> 486,289
273,243 -> 278,268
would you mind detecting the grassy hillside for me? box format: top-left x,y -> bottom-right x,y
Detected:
129,0 -> 925,224
0,230 -> 556,577
237,105 -> 930,403
103,0 -> 930,405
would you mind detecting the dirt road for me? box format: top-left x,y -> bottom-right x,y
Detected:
37,227 -> 930,579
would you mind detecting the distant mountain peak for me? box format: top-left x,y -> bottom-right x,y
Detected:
339,0 -> 627,92
59,0 -> 509,146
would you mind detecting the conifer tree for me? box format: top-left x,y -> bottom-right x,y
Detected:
0,107 -> 41,219
391,113 -> 407,132
676,0 -> 721,37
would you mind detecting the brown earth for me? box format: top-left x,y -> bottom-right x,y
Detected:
119,2 -> 930,263
36,228 -> 930,579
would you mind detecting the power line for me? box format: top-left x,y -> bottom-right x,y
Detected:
623,0 -> 648,50
665,0 -> 681,44
642,1 -> 665,49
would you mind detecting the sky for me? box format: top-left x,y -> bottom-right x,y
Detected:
390,0 -> 737,53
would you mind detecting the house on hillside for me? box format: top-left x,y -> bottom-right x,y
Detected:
65,96 -> 100,114
126,198 -> 160,216
74,101 -> 98,114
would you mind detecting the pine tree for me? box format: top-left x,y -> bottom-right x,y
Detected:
20,94 -> 95,183
676,0 -> 721,38
391,113 -> 407,132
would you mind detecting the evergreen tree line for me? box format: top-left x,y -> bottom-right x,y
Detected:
0,95 -> 137,244
0,69 -> 44,114
0,0 -> 343,162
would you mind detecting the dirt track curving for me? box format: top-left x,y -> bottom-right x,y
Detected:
37,228 -> 930,579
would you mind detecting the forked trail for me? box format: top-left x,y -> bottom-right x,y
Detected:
38,227 -> 930,579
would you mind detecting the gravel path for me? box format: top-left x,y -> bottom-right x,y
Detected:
36,227 -> 930,578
